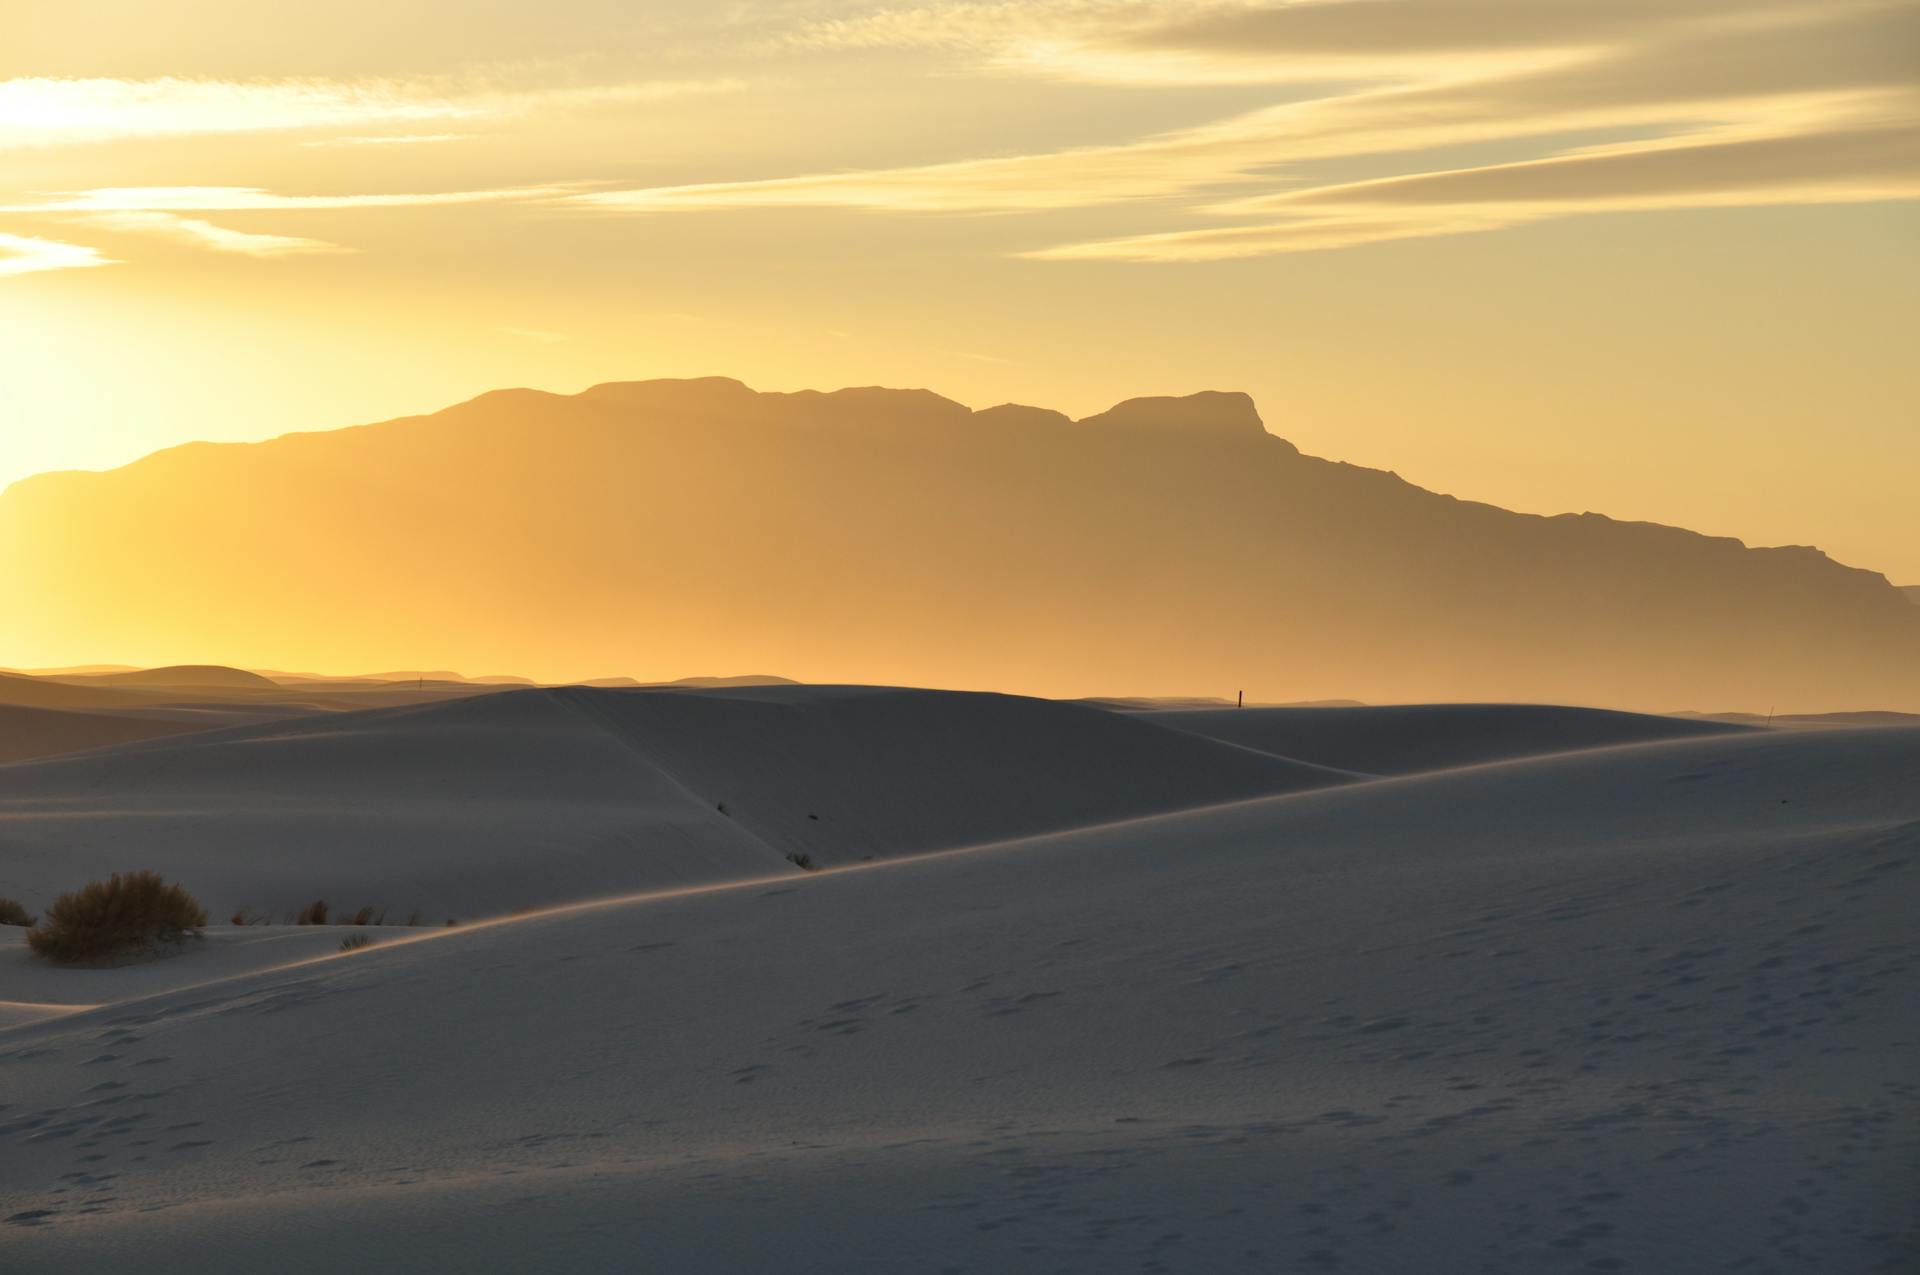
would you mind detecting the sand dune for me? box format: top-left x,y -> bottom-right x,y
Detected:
0,720 -> 1911,1271
1149,702 -> 1750,775
0,671 -> 161,712
48,664 -> 280,690
0,703 -> 212,767
0,686 -> 1352,922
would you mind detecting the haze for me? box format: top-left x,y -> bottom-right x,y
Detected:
2,7 -> 1916,1272
4,0 -> 1918,582
5,378 -> 1917,711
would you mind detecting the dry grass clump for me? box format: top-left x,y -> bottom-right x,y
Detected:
786,852 -> 818,872
338,932 -> 373,952
295,899 -> 329,925
26,872 -> 208,964
0,897 -> 36,927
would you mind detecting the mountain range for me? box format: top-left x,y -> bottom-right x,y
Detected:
3,377 -> 1914,711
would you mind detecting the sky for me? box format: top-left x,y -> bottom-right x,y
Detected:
3,0 -> 1917,582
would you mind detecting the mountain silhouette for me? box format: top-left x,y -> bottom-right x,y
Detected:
3,377 -> 1914,711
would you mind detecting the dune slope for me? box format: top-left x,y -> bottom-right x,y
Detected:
0,685 -> 1352,920
0,723 -> 1912,1271
1149,702 -> 1751,775
0,703 -> 213,767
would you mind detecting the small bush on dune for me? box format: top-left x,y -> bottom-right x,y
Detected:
0,898 -> 37,927
26,872 -> 208,964
338,932 -> 373,952
296,899 -> 329,926
786,852 -> 817,872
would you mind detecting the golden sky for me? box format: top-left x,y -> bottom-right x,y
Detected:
4,0 -> 1917,581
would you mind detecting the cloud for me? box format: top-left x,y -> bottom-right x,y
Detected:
0,76 -> 743,148
794,0 -> 1581,83
0,231 -> 115,277
1125,0 -> 1757,59
0,185 -> 572,267
1,185 -> 575,213
591,0 -> 1920,259
301,133 -> 470,148
1030,111 -> 1920,261
77,211 -> 347,258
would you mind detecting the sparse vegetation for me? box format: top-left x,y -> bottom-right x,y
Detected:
296,899 -> 330,926
338,932 -> 373,952
786,852 -> 817,872
25,871 -> 208,964
406,908 -> 425,927
0,897 -> 36,928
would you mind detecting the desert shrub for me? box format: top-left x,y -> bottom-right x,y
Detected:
296,899 -> 329,926
338,932 -> 373,952
406,908 -> 424,927
786,852 -> 817,872
347,905 -> 375,926
0,898 -> 36,927
25,872 -> 208,964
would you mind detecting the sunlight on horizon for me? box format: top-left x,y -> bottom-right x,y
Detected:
2,0 -> 1916,586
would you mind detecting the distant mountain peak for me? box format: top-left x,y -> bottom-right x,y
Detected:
1078,391 -> 1284,448
5,373 -> 1914,711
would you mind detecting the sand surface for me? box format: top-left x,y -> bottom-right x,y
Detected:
0,697 -> 1912,1270
0,686 -> 1354,922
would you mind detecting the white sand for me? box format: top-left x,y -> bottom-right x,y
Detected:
0,686 -> 1352,923
0,704 -> 1912,1270
1146,701 -> 1750,774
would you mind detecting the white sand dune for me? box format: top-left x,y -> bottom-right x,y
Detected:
0,719 -> 1912,1270
0,671 -> 159,712
0,703 -> 212,767
0,686 -> 1352,922
0,925 -> 357,1023
1148,702 -> 1752,775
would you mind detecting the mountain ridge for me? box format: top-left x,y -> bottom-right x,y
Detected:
2,376 -> 1913,710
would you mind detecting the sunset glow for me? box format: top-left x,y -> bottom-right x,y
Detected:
4,0 -> 1916,592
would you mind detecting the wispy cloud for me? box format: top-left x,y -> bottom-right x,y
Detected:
1032,100 -> 1920,260
77,211 -> 347,258
1,185 -> 576,213
0,184 -> 576,268
0,76 -> 743,148
0,231 -> 114,277
300,133 -> 470,148
600,0 -> 1920,258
